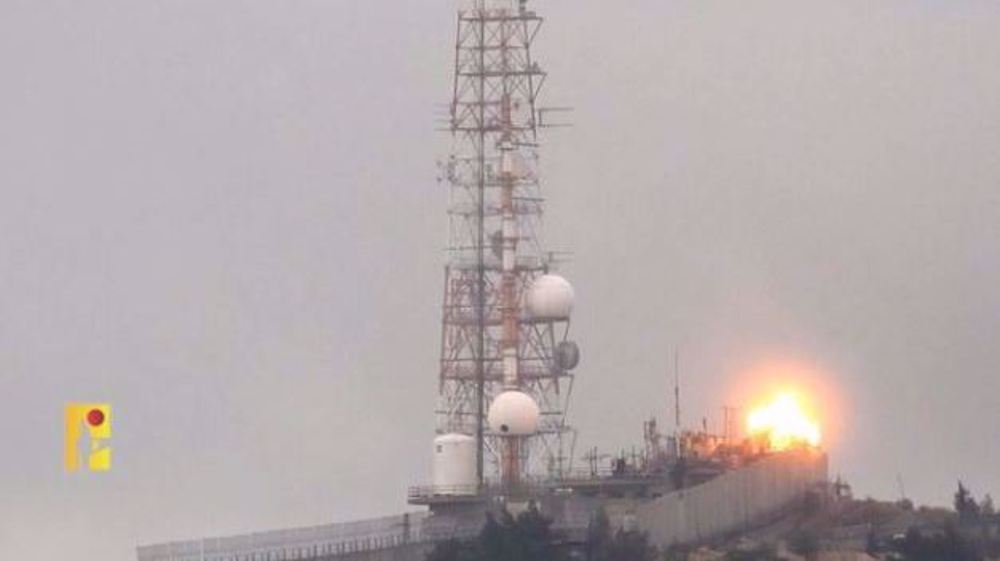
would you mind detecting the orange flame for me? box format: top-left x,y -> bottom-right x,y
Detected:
747,392 -> 821,450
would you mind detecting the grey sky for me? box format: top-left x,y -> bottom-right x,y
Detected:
2,1 -> 999,560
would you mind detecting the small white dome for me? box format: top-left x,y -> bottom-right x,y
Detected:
487,391 -> 540,436
525,274 -> 574,320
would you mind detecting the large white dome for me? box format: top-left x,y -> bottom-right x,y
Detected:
487,391 -> 540,436
525,274 -> 574,320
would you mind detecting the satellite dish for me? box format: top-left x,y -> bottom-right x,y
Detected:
555,340 -> 580,371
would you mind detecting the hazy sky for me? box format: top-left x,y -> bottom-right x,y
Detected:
3,1 -> 1000,560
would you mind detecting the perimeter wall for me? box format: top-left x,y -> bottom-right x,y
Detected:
636,449 -> 829,547
137,450 -> 828,560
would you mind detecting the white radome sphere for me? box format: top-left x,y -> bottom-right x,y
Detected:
488,391 -> 540,436
525,274 -> 574,320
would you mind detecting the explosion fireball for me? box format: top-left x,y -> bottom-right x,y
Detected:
747,392 -> 821,451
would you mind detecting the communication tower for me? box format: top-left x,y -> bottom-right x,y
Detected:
435,0 -> 578,491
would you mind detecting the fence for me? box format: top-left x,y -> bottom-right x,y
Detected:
137,512 -> 434,561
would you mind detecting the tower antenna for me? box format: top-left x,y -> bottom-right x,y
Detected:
434,0 -> 577,492
674,349 -> 681,430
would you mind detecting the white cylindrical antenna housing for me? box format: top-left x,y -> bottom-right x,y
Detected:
432,433 -> 477,494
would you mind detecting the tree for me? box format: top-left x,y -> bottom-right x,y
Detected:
893,525 -> 982,561
583,508 -> 657,561
584,508 -> 613,561
787,529 -> 820,559
427,504 -> 567,561
482,504 -> 565,561
955,481 -> 982,525
429,505 -> 656,561
510,503 -> 562,561
607,528 -> 657,561
980,494 -> 995,518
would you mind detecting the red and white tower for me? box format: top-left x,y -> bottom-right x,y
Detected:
435,0 -> 579,492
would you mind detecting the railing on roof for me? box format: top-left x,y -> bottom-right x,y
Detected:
407,468 -> 669,504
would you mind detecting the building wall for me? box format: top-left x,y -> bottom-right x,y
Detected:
636,449 -> 829,548
137,451 -> 828,561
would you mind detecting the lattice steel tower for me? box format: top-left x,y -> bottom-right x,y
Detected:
436,0 -> 579,490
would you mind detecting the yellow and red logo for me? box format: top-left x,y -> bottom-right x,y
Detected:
64,403 -> 111,472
